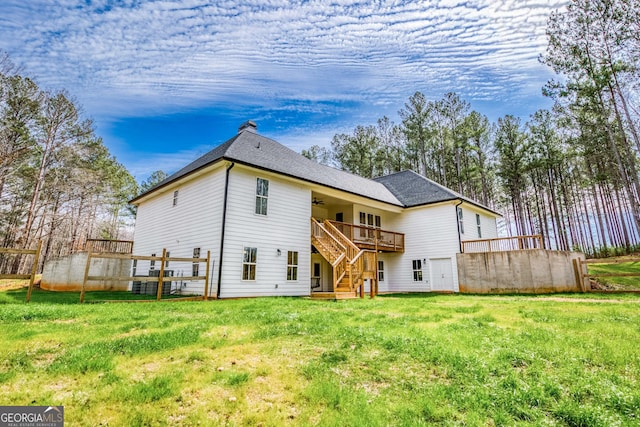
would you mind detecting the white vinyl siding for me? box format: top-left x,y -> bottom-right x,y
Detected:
132,165 -> 226,295
220,166 -> 310,297
459,205 -> 498,242
383,203 -> 461,292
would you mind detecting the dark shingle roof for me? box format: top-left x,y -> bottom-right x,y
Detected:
373,170 -> 499,214
131,125 -> 499,216
131,128 -> 403,206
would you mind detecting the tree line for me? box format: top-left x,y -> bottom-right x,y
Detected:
0,53 -> 137,272
303,0 -> 640,256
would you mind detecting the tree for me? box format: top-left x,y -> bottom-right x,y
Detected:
331,125 -> 383,178
139,170 -> 168,194
0,54 -> 137,271
399,92 -> 433,176
542,0 -> 640,237
301,145 -> 332,165
495,115 -> 530,236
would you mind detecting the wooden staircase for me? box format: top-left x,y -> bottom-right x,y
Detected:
311,218 -> 376,299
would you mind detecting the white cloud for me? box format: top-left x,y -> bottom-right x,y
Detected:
0,0 -> 567,149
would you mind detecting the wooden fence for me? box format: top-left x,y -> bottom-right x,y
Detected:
461,235 -> 544,253
574,258 -> 640,292
0,241 -> 43,303
80,243 -> 211,303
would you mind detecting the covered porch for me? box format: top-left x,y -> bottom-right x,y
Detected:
309,191 -> 405,300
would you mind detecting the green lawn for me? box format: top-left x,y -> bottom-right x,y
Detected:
1,288 -> 640,426
587,260 -> 640,290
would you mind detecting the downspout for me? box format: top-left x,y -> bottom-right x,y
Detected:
216,162 -> 235,299
455,200 -> 463,253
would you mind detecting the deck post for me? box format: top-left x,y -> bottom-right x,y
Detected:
203,250 -> 211,299
25,241 -> 43,303
80,241 -> 93,303
157,248 -> 167,301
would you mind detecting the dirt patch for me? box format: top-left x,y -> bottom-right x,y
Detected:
0,281 -> 28,291
526,297 -> 640,304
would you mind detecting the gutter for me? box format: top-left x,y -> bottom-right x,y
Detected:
455,200 -> 463,253
216,162 -> 235,298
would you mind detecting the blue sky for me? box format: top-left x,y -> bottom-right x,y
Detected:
0,0 -> 567,182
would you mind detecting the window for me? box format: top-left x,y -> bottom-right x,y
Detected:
192,247 -> 200,277
375,215 -> 381,229
132,259 -> 137,276
412,259 -> 423,282
476,214 -> 482,238
165,251 -> 170,268
359,212 -> 367,237
359,212 -> 366,224
173,190 -> 179,207
378,260 -> 385,282
457,207 -> 464,234
335,212 -> 344,223
312,263 -> 321,278
242,247 -> 257,280
255,178 -> 269,215
150,253 -> 156,271
367,213 -> 374,227
287,251 -> 298,281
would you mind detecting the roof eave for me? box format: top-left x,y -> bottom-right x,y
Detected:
129,157 -> 227,205
229,159 -> 404,208
405,197 -> 502,216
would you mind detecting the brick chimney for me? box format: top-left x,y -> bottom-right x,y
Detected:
238,120 -> 257,133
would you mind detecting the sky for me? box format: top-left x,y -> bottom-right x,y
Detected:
0,0 -> 568,182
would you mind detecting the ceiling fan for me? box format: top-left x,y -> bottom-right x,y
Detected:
312,197 -> 325,206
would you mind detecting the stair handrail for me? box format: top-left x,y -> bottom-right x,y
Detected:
311,218 -> 347,264
323,220 -> 360,262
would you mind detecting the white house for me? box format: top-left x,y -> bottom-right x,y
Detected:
129,121 -> 500,298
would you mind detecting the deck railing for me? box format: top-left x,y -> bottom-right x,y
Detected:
461,235 -> 544,253
328,221 -> 404,252
84,239 -> 134,254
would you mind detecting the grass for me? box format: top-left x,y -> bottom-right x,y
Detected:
587,259 -> 640,290
1,288 -> 640,426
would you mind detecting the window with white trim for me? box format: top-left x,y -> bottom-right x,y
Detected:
150,253 -> 156,271
165,251 -> 170,268
242,247 -> 257,280
192,247 -> 200,277
287,251 -> 298,281
173,190 -> 179,207
476,214 -> 482,238
255,178 -> 269,215
412,259 -> 423,282
378,260 -> 385,282
457,207 -> 464,234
